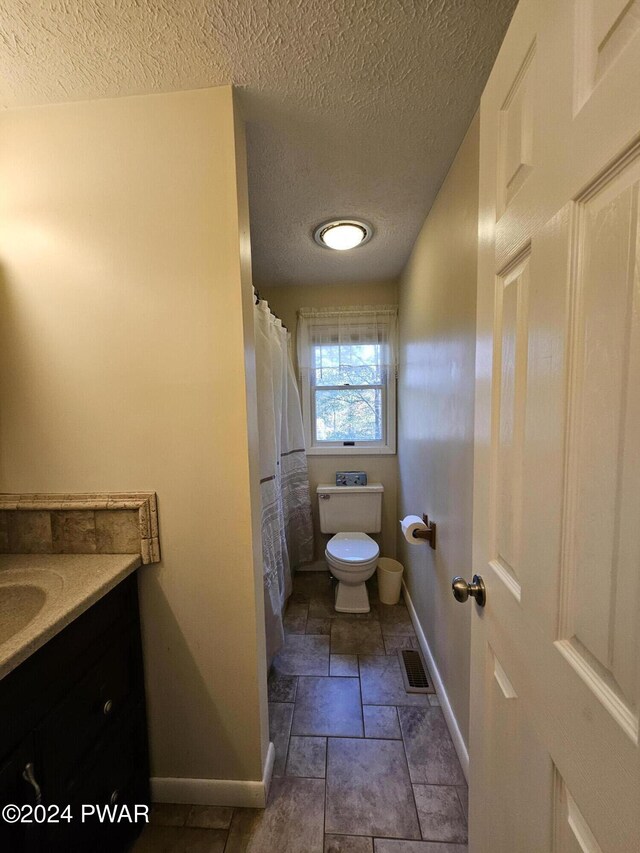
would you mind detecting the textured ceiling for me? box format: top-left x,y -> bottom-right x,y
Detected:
0,1 -> 517,286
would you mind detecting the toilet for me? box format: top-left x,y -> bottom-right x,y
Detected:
317,483 -> 384,613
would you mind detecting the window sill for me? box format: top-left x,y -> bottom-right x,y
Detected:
305,445 -> 396,456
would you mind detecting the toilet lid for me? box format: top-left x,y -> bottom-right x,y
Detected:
327,532 -> 379,563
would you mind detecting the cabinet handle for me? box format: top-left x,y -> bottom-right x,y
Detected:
22,762 -> 42,805
110,789 -> 119,806
103,699 -> 114,716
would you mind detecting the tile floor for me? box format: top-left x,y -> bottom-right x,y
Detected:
134,571 -> 468,852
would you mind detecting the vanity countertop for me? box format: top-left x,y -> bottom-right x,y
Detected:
0,553 -> 142,681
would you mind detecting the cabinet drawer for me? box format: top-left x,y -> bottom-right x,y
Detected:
45,711 -> 148,853
39,630 -> 137,795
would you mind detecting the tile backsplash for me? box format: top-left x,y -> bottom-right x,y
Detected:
0,493 -> 160,564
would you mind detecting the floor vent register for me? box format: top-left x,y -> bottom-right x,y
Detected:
399,649 -> 435,694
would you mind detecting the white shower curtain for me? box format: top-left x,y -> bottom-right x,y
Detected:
254,295 -> 313,663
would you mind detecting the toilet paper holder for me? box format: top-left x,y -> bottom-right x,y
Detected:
412,514 -> 437,550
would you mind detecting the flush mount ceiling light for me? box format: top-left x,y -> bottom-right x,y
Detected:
313,219 -> 373,251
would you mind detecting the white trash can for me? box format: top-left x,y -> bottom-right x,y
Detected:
377,557 -> 404,605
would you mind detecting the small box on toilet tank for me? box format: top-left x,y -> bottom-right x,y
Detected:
335,471 -> 368,486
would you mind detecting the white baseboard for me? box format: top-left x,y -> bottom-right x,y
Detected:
151,741 -> 276,808
262,738 -> 276,801
402,580 -> 470,782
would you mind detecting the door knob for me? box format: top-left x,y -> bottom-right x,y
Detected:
452,575 -> 486,607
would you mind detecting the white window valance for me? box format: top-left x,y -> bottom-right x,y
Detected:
296,305 -> 398,378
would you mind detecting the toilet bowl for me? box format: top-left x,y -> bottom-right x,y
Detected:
325,532 -> 379,613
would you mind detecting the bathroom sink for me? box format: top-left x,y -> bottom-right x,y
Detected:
0,570 -> 64,646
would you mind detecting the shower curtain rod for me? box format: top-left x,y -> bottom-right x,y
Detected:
254,289 -> 287,331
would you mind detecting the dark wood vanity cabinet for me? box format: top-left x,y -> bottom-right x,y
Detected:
0,575 -> 150,853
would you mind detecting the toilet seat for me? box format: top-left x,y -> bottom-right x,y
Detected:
325,532 -> 379,613
326,532 -> 379,566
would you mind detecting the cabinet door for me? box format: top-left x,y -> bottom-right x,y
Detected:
0,737 -> 42,853
39,631 -> 137,798
44,711 -> 147,853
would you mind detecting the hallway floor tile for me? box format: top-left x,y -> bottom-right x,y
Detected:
330,653 -> 359,676
412,785 -> 468,843
398,707 -> 466,785
272,632 -> 330,675
292,675 -> 364,736
285,735 -> 327,778
325,835 -> 374,852
330,618 -> 385,655
134,571 -> 468,852
267,670 -> 298,702
268,700 -> 294,776
225,777 -> 325,853
325,736 -> 421,838
374,841 -> 468,852
363,704 -> 402,739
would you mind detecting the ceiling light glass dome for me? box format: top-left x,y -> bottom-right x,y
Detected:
314,219 -> 373,250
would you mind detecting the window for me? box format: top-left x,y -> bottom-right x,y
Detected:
297,307 -> 397,455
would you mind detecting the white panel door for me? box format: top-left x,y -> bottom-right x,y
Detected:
470,1 -> 640,850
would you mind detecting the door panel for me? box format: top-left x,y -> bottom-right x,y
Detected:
497,41 -> 536,218
553,772 -> 604,853
470,0 -> 640,850
575,0 -> 640,112
482,646 -> 552,853
559,158 -> 640,742
492,251 -> 530,600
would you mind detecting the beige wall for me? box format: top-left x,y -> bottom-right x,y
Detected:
0,87 -> 269,786
397,113 -> 479,748
263,281 -> 399,560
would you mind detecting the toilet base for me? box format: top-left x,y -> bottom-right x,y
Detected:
335,580 -> 370,614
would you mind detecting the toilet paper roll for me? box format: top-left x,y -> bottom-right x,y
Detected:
401,514 -> 428,544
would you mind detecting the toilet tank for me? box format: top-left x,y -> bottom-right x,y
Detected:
317,483 -> 384,534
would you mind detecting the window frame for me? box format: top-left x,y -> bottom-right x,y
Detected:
300,319 -> 397,456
